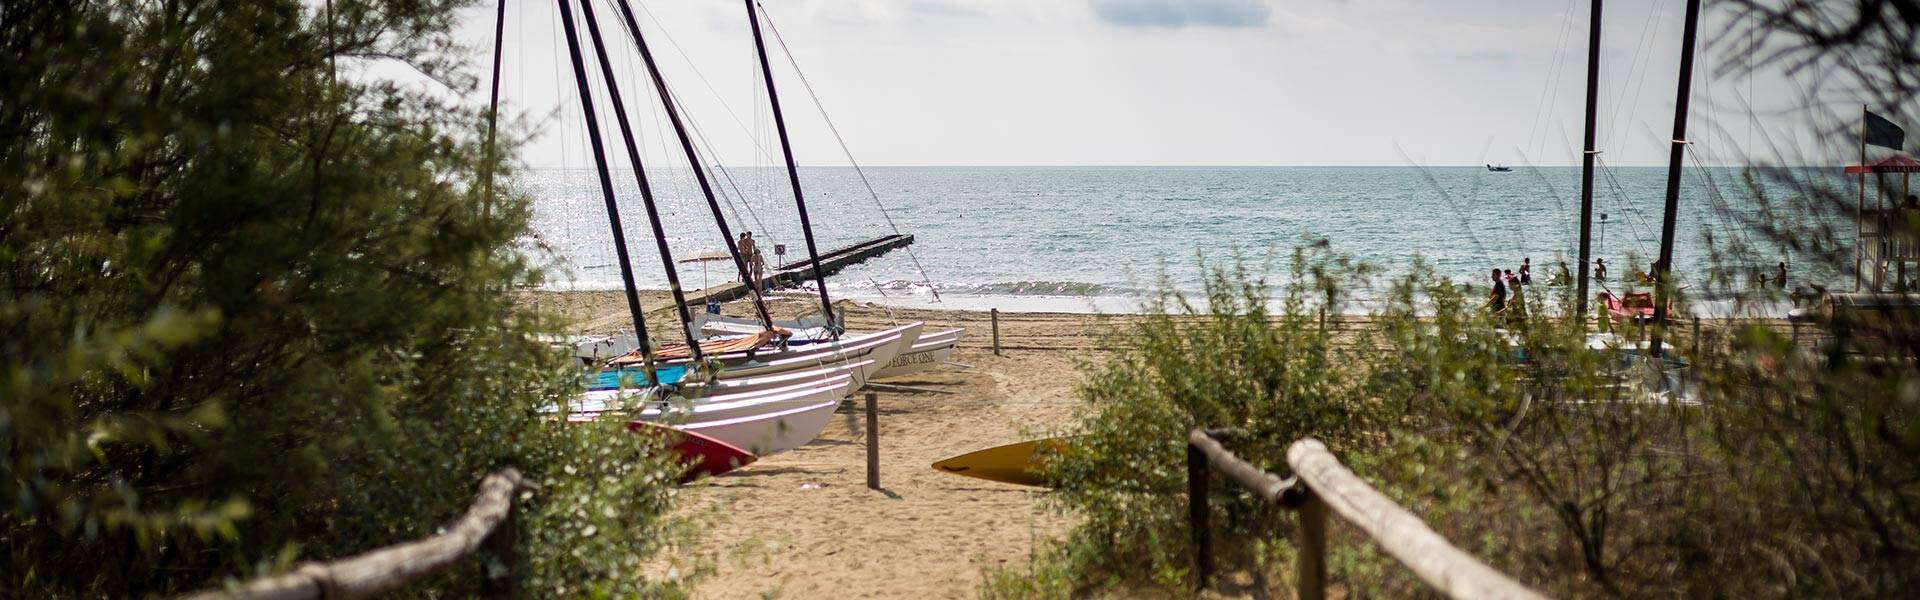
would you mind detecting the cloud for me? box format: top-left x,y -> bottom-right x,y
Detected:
1090,0 -> 1272,28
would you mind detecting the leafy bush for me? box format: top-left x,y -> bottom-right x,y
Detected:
1,2 -> 689,595
991,243 -> 1920,597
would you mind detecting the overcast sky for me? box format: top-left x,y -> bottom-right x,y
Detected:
442,0 -> 1851,168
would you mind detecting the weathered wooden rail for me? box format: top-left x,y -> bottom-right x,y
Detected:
1186,430 -> 1544,599
182,469 -> 525,600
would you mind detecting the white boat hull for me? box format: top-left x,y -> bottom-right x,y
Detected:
871,328 -> 964,379
569,375 -> 854,456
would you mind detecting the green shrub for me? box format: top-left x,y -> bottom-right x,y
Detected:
0,2 -> 689,595
1031,248 -> 1394,590
994,245 -> 1920,597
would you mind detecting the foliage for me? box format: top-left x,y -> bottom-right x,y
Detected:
1012,248 -> 1394,591
988,241 -> 1919,597
0,1 -> 689,596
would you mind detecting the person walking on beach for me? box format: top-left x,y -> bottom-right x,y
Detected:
1520,258 -> 1532,285
1488,268 -> 1508,315
1594,258 -> 1608,282
738,232 -> 764,291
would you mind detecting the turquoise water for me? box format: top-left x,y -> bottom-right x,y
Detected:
525,166 -> 1847,312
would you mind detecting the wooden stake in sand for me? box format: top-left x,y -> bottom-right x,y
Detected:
991,308 -> 1002,356
865,391 -> 880,490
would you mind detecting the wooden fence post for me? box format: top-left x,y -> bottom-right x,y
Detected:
1691,316 -> 1701,355
1296,493 -> 1328,600
1187,442 -> 1212,590
865,392 -> 880,490
991,308 -> 1001,356
480,496 -> 518,599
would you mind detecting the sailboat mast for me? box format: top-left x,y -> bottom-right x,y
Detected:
1576,0 -> 1603,318
1649,0 -> 1703,357
610,0 -> 776,331
554,0 -> 658,383
483,0 -> 506,205
745,0 -> 837,335
575,0 -> 706,361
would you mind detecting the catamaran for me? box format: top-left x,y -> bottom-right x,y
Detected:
694,312 -> 961,380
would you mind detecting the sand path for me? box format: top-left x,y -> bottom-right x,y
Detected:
528,291 -> 1116,597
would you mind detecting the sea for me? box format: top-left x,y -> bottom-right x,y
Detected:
524,166 -> 1852,315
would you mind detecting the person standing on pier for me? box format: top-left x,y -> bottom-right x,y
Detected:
738,232 -> 764,291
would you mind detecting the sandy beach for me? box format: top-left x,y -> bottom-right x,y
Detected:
525,290 -> 1132,597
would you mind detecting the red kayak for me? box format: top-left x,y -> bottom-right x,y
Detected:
626,422 -> 756,482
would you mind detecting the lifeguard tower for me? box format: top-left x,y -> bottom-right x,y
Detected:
1849,155 -> 1920,292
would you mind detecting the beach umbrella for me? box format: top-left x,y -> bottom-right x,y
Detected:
678,248 -> 731,291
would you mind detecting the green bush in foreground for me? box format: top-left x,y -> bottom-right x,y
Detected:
1,2 -> 690,596
988,248 -> 1920,598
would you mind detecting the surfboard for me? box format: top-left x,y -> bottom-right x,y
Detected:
626,422 -> 757,482
931,437 -> 1070,488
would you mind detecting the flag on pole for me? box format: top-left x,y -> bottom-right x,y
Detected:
1865,110 -> 1905,151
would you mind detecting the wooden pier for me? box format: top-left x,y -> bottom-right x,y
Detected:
661,233 -> 914,311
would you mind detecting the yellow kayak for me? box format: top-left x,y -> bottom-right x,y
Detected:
931,437 -> 1071,488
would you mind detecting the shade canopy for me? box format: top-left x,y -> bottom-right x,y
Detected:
676,248 -> 732,263
1845,155 -> 1920,174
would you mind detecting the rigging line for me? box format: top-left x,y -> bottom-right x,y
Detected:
1595,156 -> 1655,257
746,0 -> 838,333
1523,0 -> 1579,163
620,0 -> 782,162
597,0 -> 780,252
758,3 -> 943,300
609,0 -> 776,329
676,88 -> 781,252
577,0 -> 708,358
483,0 -> 506,208
1606,0 -> 1667,153
1687,148 -> 1758,254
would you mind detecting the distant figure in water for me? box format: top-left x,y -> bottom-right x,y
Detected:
1520,258 -> 1532,285
1594,258 -> 1608,282
1505,269 -> 1519,287
1553,260 -> 1572,284
1489,268 -> 1508,314
1776,261 -> 1788,289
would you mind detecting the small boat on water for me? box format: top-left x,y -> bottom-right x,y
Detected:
1487,163 -> 1514,172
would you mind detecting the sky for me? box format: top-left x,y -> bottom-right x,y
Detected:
423,0 -> 1859,168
